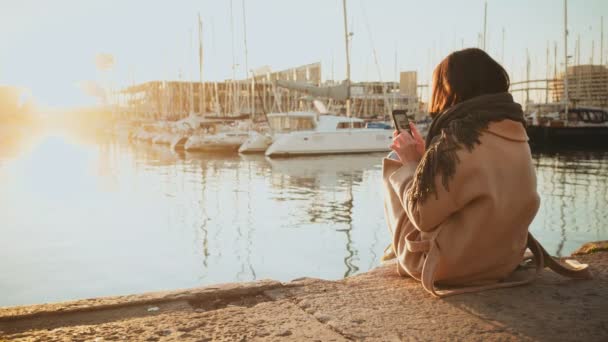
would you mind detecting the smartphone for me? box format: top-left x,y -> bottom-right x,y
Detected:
392,109 -> 412,135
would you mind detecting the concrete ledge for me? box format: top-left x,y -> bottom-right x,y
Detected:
0,280 -> 283,320
572,240 -> 608,255
1,243 -> 607,341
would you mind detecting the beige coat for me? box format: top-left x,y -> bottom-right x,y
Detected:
383,119 -> 542,295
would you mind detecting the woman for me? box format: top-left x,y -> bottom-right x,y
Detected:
383,48 -> 590,297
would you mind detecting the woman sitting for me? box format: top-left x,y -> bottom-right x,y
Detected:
383,48 -> 590,297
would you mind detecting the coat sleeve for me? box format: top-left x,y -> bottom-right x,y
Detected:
382,149 -> 489,277
385,149 -> 490,232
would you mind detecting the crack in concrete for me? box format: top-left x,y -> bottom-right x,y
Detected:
287,296 -> 356,341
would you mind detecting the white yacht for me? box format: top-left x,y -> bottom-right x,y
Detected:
239,111 -> 326,154
255,0 -> 396,158
263,111 -> 393,157
238,111 -> 316,154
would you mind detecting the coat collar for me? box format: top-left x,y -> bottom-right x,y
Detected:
484,120 -> 529,142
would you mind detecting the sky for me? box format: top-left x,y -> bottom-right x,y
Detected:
1,0 -> 607,107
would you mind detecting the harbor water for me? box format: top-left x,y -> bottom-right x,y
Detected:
1,132 -> 607,307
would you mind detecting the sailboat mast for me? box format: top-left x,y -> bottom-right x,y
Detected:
189,29 -> 194,115
229,0 -> 238,116
198,13 -> 204,116
564,0 -> 569,119
482,1 -> 487,51
554,42 -> 558,79
394,45 -> 398,115
501,27 -> 505,63
576,34 -> 580,65
342,0 -> 352,119
546,41 -> 550,104
601,16 -> 604,66
526,49 -> 530,105
242,0 -> 254,120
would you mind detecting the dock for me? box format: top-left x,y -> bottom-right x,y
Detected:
1,241 -> 606,341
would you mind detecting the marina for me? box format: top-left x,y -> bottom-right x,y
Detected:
102,0 -> 608,155
111,58 -> 608,155
2,3 -> 608,340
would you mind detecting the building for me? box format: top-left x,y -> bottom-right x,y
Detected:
117,63 -> 420,121
349,81 -> 417,119
550,64 -> 608,109
252,62 -> 322,85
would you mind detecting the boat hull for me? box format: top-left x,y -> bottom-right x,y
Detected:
265,129 -> 393,157
527,125 -> 608,149
185,134 -> 248,152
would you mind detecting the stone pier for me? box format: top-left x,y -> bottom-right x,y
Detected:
1,242 -> 606,341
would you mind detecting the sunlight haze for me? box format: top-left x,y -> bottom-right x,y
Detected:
0,0 -> 606,107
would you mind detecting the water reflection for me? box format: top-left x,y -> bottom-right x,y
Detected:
268,155 -> 382,277
531,151 -> 608,257
1,134 -> 607,307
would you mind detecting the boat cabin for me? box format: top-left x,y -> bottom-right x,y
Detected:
317,115 -> 365,131
266,112 -> 367,132
267,112 -> 316,132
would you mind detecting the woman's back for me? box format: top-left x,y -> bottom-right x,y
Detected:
383,48 -> 589,296
382,119 -> 539,283
431,120 -> 540,285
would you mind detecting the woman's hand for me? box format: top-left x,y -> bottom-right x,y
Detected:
390,122 -> 426,163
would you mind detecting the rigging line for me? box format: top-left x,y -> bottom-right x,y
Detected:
359,0 -> 390,118
242,0 -> 251,115
229,0 -> 239,115
359,0 -> 383,82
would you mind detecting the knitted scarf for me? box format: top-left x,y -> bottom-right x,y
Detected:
408,92 -> 525,205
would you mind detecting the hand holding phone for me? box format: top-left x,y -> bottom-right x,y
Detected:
390,110 -> 426,163
392,110 -> 413,136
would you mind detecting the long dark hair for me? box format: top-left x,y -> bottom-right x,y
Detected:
429,48 -> 510,115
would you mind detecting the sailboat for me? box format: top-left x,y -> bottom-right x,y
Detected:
184,121 -> 250,152
524,0 -> 608,148
184,4 -> 252,152
261,0 -> 393,157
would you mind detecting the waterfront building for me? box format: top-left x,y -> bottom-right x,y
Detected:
117,63 -> 420,122
550,64 -> 608,109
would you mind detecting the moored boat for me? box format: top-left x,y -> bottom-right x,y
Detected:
184,121 -> 250,152
264,112 -> 393,157
238,131 -> 273,153
526,108 -> 608,149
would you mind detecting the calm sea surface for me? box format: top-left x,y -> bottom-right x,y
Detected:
1,131 -> 607,307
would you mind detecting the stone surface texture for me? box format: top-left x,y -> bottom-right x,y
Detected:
1,245 -> 606,341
